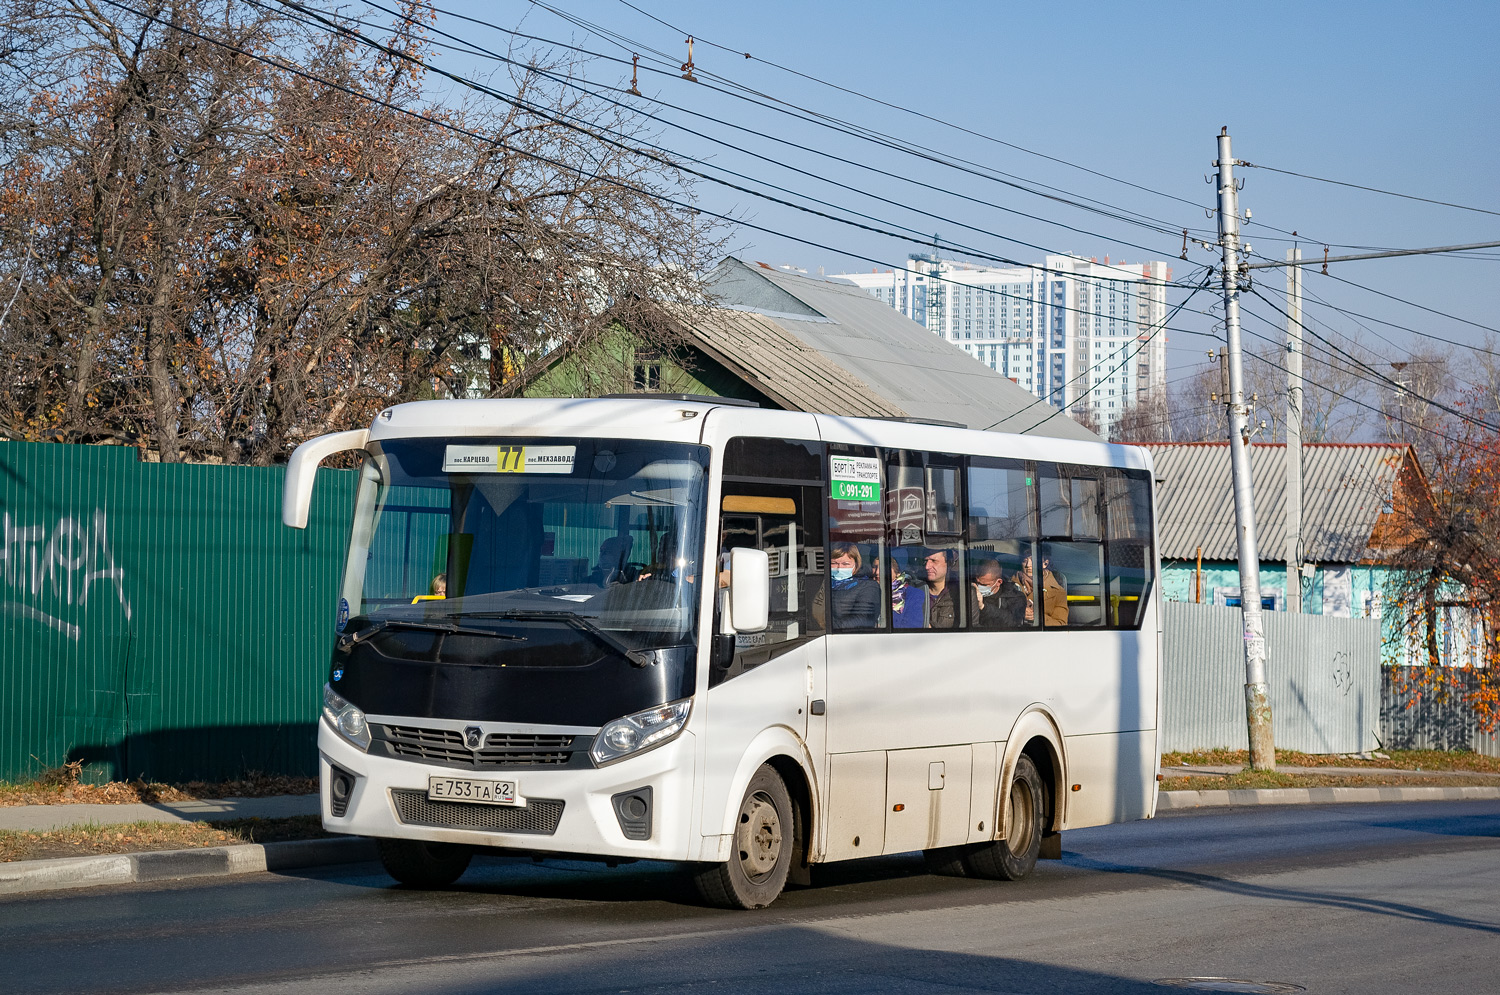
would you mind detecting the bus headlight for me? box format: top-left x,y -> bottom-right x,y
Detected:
323,684 -> 371,751
590,699 -> 692,766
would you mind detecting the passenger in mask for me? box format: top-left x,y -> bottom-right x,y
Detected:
972,557 -> 1025,629
827,541 -> 879,629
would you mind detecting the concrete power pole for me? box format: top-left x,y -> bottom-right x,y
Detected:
1214,128 -> 1276,770
1285,248 -> 1303,614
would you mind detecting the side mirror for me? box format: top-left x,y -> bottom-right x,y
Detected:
282,428 -> 370,528
727,547 -> 770,633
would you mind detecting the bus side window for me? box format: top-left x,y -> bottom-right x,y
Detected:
966,459 -> 1036,631
1105,468 -> 1155,628
713,438 -> 826,687
827,445 -> 885,632
1038,465 -> 1104,627
886,452 -> 966,631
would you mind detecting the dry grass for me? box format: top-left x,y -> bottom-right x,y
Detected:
0,815 -> 331,862
1159,770 -> 1500,792
0,765 -> 317,807
1162,748 -> 1500,774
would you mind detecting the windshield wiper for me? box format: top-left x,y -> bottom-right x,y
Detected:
341,618 -> 526,647
450,610 -> 655,667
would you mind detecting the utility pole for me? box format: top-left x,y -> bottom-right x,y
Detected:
1389,361 -> 1410,444
1214,128 -> 1276,770
1285,248 -> 1303,614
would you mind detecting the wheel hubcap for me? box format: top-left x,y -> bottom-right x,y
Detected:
1008,780 -> 1035,856
736,791 -> 782,881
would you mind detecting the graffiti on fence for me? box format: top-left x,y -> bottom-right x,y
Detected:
1331,650 -> 1353,697
0,510 -> 131,640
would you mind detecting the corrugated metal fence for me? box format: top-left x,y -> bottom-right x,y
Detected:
1163,601 -> 1382,754
0,441 -> 355,783
1381,669 -> 1500,757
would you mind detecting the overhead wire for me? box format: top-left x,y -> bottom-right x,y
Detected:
988,277 -> 1214,434
601,0 -> 1402,254
97,0 -> 1216,400
514,0 -> 1203,243
283,0 -> 1197,292
1171,321 -> 1498,456
1239,247 -> 1500,357
261,0 -> 1217,328
362,0 -> 1200,260
1240,161 -> 1500,219
1242,288 -> 1495,433
1315,268 -> 1500,338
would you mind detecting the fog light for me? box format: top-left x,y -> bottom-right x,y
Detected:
611,786 -> 653,841
328,765 -> 356,818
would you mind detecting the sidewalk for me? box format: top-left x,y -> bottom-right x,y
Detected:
1158,765 -> 1500,810
5,779 -> 1500,898
0,794 -> 320,833
0,793 -> 373,897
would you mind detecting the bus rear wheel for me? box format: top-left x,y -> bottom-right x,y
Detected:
964,755 -> 1045,881
377,838 -> 473,888
693,765 -> 792,909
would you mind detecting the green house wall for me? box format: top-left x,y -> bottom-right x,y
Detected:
523,326 -> 777,409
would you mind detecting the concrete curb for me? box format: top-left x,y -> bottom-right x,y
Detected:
0,836 -> 376,897
1159,785 -> 1500,810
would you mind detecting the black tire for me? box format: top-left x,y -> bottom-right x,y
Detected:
693,766 -> 793,909
377,838 -> 472,888
964,754 -> 1045,881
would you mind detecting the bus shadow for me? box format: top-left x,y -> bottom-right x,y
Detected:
1066,853 -> 1500,935
305,851 -> 976,910
406,924 -> 1201,994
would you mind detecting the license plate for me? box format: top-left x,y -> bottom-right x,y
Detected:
427,776 -> 522,806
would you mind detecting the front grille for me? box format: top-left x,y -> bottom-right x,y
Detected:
380,725 -> 577,769
390,789 -> 564,834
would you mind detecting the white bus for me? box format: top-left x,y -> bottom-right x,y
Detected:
283,396 -> 1161,908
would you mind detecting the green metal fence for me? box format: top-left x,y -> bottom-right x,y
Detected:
0,441 -> 355,783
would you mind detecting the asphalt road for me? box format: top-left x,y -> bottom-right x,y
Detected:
3,800 -> 1497,995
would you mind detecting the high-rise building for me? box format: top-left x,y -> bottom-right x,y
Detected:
833,254 -> 1171,436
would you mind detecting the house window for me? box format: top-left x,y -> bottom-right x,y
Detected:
633,356 -> 661,391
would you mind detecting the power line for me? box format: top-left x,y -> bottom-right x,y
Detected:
1316,268 -> 1500,338
593,1 -> 1212,217
604,1 -> 1407,255
298,0 -> 1194,288
989,278 -> 1213,434
1174,322 -> 1497,456
1244,240 -> 1500,270
262,0 -> 1215,327
1238,248 -> 1500,357
513,0 -> 1200,244
1244,288 -> 1495,433
401,1 -> 1198,256
1240,161 -> 1500,218
95,0 -> 1213,400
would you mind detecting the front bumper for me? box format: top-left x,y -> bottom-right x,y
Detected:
318,716 -> 698,862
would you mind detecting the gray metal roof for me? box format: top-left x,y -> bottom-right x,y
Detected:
702,258 -> 1100,442
672,307 -> 906,419
1140,442 -> 1413,563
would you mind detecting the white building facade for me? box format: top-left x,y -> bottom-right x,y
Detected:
834,254 -> 1171,436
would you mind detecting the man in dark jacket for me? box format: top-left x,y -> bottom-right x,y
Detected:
922,549 -> 958,629
972,557 -> 1025,629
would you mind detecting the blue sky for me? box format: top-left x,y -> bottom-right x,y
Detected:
436,0 -> 1500,398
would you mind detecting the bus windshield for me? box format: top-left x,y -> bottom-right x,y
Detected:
340,437 -> 709,655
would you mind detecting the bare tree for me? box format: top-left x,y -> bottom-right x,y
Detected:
0,0 -> 723,462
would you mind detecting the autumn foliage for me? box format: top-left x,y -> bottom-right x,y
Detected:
0,0 -> 721,463
1382,387 -> 1500,731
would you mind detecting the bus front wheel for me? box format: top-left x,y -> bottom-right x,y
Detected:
377,838 -> 473,888
965,754 -> 1045,881
693,765 -> 793,909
